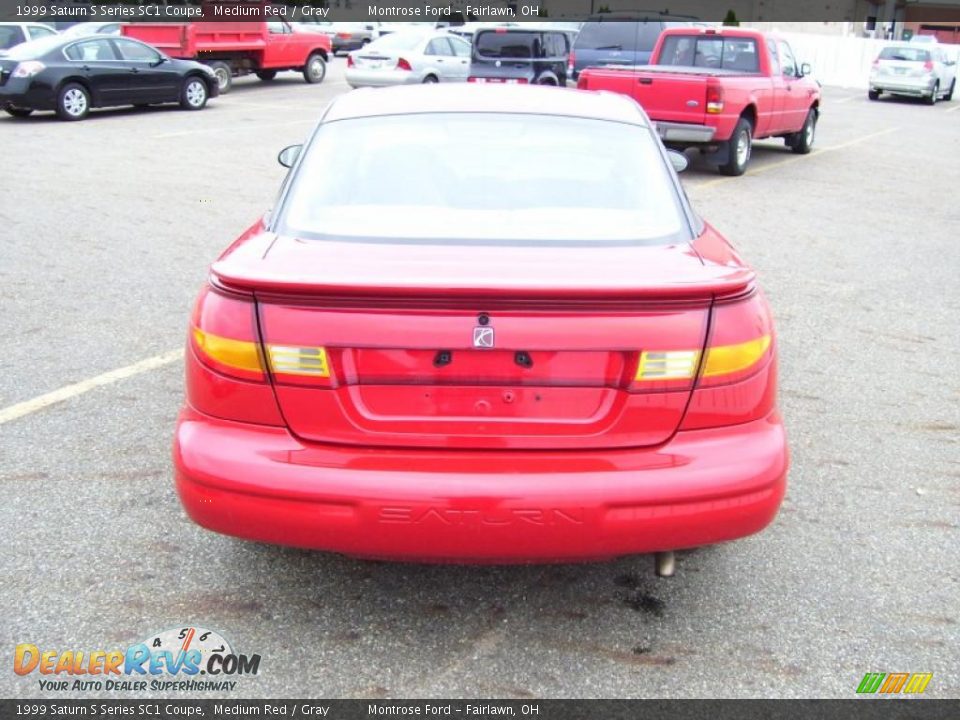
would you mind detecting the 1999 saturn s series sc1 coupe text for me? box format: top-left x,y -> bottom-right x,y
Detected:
174,85 -> 788,567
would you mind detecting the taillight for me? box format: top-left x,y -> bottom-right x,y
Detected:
190,287 -> 265,383
923,60 -> 934,72
706,80 -> 724,114
12,60 -> 45,79
568,50 -> 575,71
190,286 -> 335,388
346,55 -> 354,68
577,72 -> 589,90
680,292 -> 778,430
337,32 -> 352,39
468,76 -> 478,82
266,345 -> 332,387
396,57 -> 412,71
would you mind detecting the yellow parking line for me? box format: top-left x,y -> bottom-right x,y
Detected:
0,349 -> 183,425
694,126 -> 900,191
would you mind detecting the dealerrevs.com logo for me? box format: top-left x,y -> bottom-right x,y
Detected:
14,626 -> 261,692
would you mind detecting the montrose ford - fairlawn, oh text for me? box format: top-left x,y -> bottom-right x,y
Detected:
369,4 -> 541,17
369,706 -> 533,716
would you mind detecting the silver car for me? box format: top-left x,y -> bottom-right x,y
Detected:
869,43 -> 957,104
345,30 -> 471,88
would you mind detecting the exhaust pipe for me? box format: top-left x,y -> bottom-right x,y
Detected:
655,551 -> 675,578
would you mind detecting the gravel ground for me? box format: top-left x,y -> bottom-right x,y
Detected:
1,65 -> 958,699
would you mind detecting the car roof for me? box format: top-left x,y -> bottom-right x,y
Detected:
323,84 -> 649,126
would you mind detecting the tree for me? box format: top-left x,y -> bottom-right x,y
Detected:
723,10 -> 739,26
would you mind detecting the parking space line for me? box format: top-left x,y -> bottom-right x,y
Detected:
0,349 -> 184,425
695,126 -> 900,191
946,103 -> 960,113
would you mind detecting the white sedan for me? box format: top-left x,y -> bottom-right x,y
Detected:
345,30 -> 471,88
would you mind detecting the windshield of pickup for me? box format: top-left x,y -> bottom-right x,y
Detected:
278,113 -> 690,246
659,35 -> 760,73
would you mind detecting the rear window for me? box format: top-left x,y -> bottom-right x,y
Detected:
879,46 -> 930,62
278,114 -> 688,246
474,31 -> 539,59
574,21 -> 663,53
366,32 -> 425,52
474,31 -> 568,60
659,36 -> 760,72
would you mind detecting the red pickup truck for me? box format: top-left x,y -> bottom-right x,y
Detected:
122,22 -> 331,94
577,27 -> 821,175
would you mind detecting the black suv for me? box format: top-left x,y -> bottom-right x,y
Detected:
469,28 -> 570,86
570,13 -> 695,80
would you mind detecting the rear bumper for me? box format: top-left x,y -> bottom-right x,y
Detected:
0,78 -> 55,110
654,121 -> 717,144
174,408 -> 788,563
345,68 -> 421,88
870,76 -> 936,96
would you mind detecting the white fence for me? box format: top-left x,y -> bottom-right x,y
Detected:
780,33 -> 960,89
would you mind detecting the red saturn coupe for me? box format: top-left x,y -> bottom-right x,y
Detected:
174,84 -> 788,567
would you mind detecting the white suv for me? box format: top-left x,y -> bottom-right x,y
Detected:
869,42 -> 957,104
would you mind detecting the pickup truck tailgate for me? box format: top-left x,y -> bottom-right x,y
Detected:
579,67 -> 708,125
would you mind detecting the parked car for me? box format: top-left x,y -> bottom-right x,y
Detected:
61,22 -> 122,38
174,84 -> 788,567
345,30 -> 471,88
330,22 -> 381,55
0,22 -> 57,52
121,21 -> 330,93
468,27 -> 571,86
569,13 -> 695,80
868,43 -> 956,103
0,34 -> 217,120
578,27 -> 822,175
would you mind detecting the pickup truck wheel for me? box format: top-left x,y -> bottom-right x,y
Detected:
926,82 -> 939,105
719,117 -> 752,176
180,76 -> 209,111
257,70 -> 277,81
4,106 -> 33,118
868,89 -> 881,100
303,53 -> 327,84
207,61 -> 232,94
56,82 -> 90,121
790,109 -> 817,154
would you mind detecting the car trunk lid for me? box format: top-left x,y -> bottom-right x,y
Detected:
214,231 -> 752,450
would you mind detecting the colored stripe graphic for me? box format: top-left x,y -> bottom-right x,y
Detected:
857,673 -> 886,694
856,672 -> 933,694
903,673 -> 933,694
879,673 -> 910,693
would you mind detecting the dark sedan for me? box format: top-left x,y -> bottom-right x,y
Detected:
0,34 -> 218,120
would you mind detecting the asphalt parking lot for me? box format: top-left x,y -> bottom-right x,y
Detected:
2,61 -> 958,699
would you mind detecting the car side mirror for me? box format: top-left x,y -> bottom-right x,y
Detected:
667,150 -> 688,173
152,56 -> 168,67
277,145 -> 302,168
800,62 -> 812,76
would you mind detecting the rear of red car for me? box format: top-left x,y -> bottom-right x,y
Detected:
173,86 -> 787,563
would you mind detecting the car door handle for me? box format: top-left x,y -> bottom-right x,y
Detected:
638,77 -> 652,84
130,68 -> 140,74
